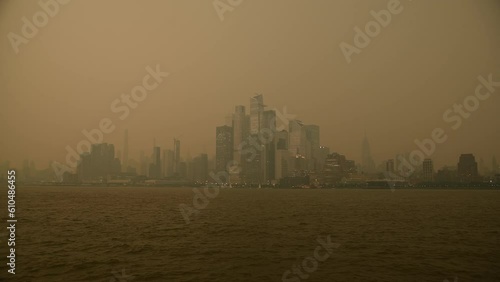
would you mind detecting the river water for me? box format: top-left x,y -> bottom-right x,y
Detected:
1,187 -> 499,281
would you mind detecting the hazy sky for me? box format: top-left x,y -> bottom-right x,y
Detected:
1,0 -> 500,170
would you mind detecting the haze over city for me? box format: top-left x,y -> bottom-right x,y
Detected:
2,1 -> 500,281
1,0 -> 500,171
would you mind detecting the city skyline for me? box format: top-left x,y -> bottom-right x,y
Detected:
3,93 -> 499,185
2,92 -> 500,178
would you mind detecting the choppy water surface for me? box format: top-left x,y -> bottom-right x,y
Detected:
1,187 -> 499,281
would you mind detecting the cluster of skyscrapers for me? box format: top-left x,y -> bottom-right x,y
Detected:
9,93 -> 498,186
382,154 -> 498,184
73,129 -> 208,183
76,143 -> 121,181
72,94 -> 356,185
215,94 -> 356,185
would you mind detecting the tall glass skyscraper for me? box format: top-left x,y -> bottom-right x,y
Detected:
173,138 -> 180,175
215,125 -> 233,174
250,94 -> 264,135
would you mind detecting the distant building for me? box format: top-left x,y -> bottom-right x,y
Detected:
289,120 -> 306,157
173,138 -> 181,175
178,161 -> 187,179
122,129 -> 129,172
305,124 -> 320,171
316,146 -> 330,173
323,153 -> 356,184
394,152 -> 414,178
149,146 -> 161,179
139,150 -> 149,176
163,149 -> 174,177
275,130 -> 290,181
436,166 -> 457,183
457,154 -> 479,182
62,171 -> 78,183
324,153 -> 344,184
21,159 -> 33,181
344,160 -> 357,176
361,133 -> 376,174
126,159 -> 139,174
386,159 -> 395,173
77,143 -> 120,181
279,175 -> 310,187
283,121 -> 321,174
250,94 -> 264,135
262,110 -> 276,182
192,153 -> 208,182
233,106 -> 248,164
292,154 -> 308,177
422,158 -> 434,181
215,125 -> 233,173
243,134 -> 264,184
232,105 -> 250,182
77,152 -> 90,180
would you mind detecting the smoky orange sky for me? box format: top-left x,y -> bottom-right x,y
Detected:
1,0 -> 500,170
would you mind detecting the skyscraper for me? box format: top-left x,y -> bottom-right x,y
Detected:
178,161 -> 187,179
361,133 -> 376,174
422,158 -> 434,181
394,152 -> 413,178
289,120 -> 306,156
77,153 -> 91,181
243,134 -> 264,184
233,105 -> 248,167
77,143 -> 120,180
215,125 -> 233,173
262,110 -> 276,181
323,153 -> 345,184
173,138 -> 181,175
317,146 -> 330,173
275,130 -> 290,181
116,150 -> 121,164
458,154 -> 479,182
386,159 -> 395,173
250,94 -> 264,134
305,124 -> 320,171
149,146 -> 161,179
122,129 -> 129,172
163,149 -> 174,177
323,152 -> 356,184
192,153 -> 208,182
139,150 -> 147,176
436,166 -> 457,183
